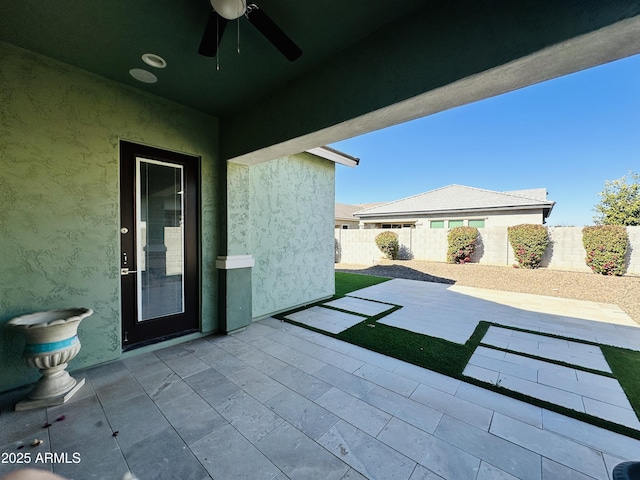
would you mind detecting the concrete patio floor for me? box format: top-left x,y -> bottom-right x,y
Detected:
1,304 -> 640,479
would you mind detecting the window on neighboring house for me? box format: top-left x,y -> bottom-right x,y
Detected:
468,219 -> 485,228
448,220 -> 464,228
430,220 -> 445,228
381,223 -> 414,229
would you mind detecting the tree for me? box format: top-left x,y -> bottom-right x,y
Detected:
593,172 -> 640,226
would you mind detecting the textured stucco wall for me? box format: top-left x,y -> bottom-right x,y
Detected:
0,42 -> 221,392
227,163 -> 251,256
228,154 -> 335,319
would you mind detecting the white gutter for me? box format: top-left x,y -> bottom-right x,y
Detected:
306,146 -> 359,168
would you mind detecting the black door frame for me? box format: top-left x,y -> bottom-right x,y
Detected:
119,141 -> 200,350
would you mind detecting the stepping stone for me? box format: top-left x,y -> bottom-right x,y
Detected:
285,306 -> 364,334
325,297 -> 394,316
463,345 -> 640,429
482,326 -> 611,373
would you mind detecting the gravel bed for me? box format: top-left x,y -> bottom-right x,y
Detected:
335,260 -> 640,324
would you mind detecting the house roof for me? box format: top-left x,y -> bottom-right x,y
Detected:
335,203 -> 384,221
355,184 -> 555,218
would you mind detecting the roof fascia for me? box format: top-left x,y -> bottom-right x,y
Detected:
306,146 -> 359,168
355,204 -> 553,218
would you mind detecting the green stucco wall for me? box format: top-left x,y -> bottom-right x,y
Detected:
227,154 -> 335,319
221,268 -> 253,333
0,42 -> 221,392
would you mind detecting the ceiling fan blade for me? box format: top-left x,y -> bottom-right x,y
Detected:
245,4 -> 302,61
198,11 -> 229,57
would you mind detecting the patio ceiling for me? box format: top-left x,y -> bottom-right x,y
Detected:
0,0 -> 424,117
3,1 -> 640,164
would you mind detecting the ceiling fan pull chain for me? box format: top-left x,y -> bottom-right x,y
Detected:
216,13 -> 221,71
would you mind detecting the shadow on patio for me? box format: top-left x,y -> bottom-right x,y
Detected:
336,265 -> 455,285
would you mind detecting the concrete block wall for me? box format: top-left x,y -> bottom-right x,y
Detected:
165,227 -> 183,276
336,226 -> 640,274
334,228 -> 389,265
410,228 -> 448,261
542,227 -> 591,272
472,226 -> 510,265
628,227 -> 640,273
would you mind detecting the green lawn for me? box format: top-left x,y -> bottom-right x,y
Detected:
334,272 -> 391,298
276,272 -> 640,439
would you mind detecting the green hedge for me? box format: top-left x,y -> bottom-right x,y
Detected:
447,226 -> 479,264
582,225 -> 628,276
375,231 -> 399,260
507,224 -> 549,269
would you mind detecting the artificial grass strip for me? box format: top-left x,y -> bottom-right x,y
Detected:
334,272 -> 391,298
602,345 -> 640,420
340,319 -> 489,378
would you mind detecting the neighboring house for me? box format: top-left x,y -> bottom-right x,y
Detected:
354,184 -> 555,229
335,203 -> 383,229
335,203 -> 362,229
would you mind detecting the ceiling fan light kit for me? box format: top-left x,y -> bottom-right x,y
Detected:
199,0 -> 302,63
210,0 -> 247,20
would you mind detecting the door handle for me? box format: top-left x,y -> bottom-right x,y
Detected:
120,268 -> 138,276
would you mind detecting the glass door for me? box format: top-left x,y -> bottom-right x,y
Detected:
136,159 -> 185,322
120,142 -> 199,349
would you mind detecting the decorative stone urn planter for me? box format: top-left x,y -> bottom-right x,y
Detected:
6,308 -> 93,411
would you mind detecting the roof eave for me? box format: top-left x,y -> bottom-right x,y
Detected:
355,203 -> 554,218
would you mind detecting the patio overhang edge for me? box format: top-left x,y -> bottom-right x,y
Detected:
223,14 -> 640,167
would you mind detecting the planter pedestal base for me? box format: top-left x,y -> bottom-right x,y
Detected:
15,378 -> 85,412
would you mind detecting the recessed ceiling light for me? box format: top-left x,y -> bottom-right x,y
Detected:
129,68 -> 158,84
142,53 -> 167,69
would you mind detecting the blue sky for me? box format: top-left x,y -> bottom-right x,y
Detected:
331,53 -> 640,226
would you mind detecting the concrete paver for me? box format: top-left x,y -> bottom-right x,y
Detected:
285,306 -> 364,334
482,326 -> 611,372
324,297 -> 395,316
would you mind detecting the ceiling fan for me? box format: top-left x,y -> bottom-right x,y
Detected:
198,0 -> 302,61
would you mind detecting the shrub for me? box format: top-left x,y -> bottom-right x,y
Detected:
582,225 -> 628,275
375,231 -> 399,260
447,226 -> 479,264
508,224 -> 549,269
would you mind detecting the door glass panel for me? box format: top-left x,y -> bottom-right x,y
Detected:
136,158 -> 185,322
